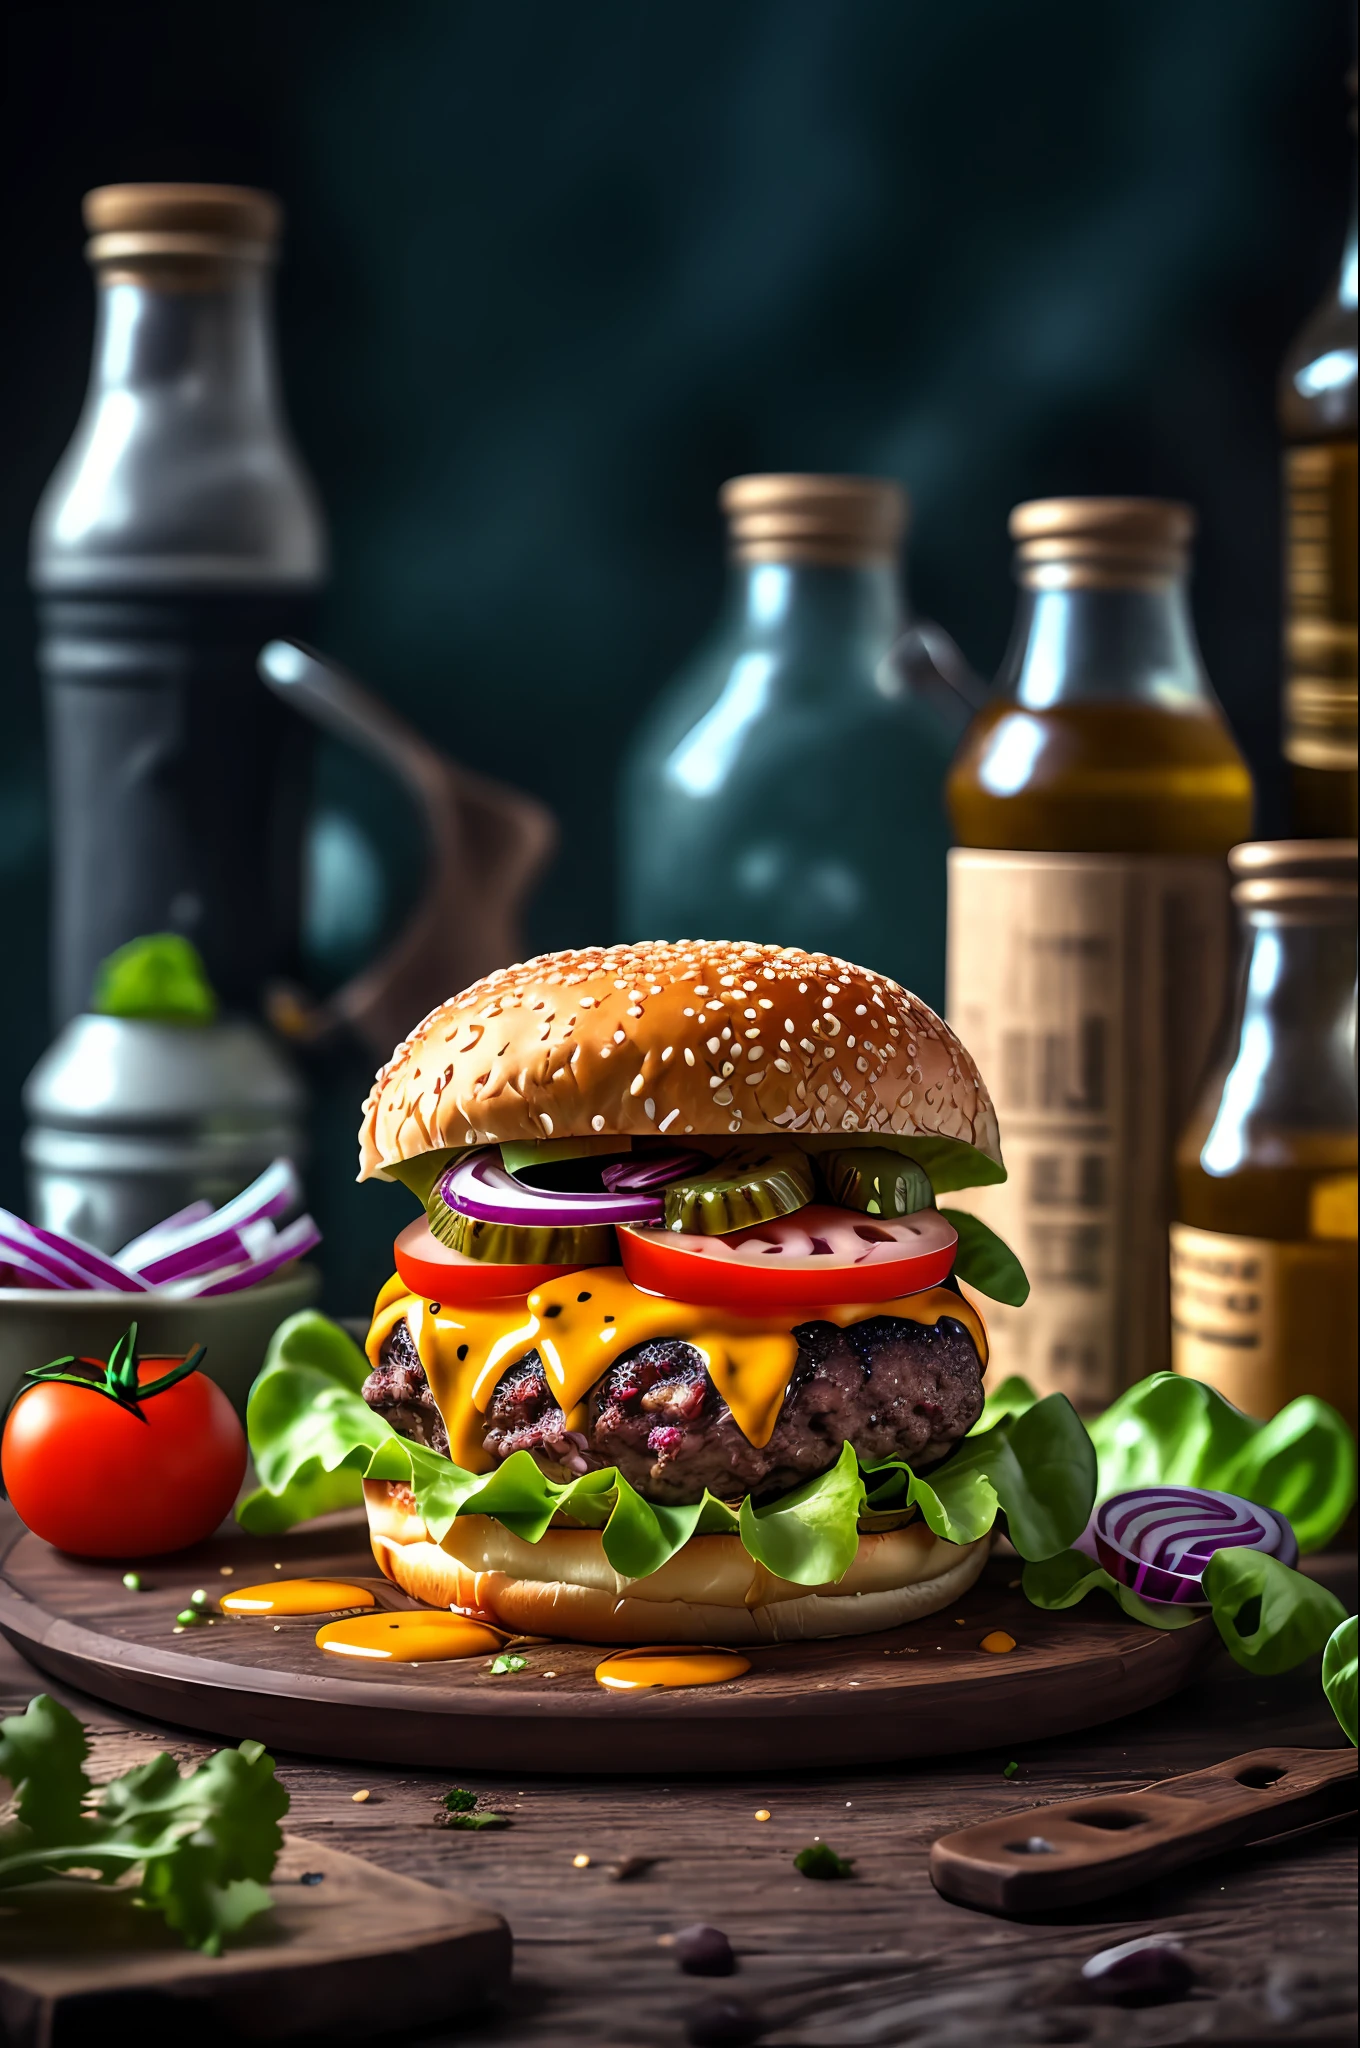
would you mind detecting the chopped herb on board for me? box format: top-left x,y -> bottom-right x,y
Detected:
794,1841 -> 855,1881
0,1693 -> 286,1953
490,1653 -> 528,1675
1003,1761 -> 1020,1779
442,1787 -> 478,1813
442,1809 -> 510,1830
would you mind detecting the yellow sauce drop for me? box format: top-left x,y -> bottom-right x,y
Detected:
980,1630 -> 1017,1654
221,1579 -> 377,1617
316,1612 -> 503,1662
594,1645 -> 752,1691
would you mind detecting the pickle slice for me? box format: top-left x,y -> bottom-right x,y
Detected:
662,1145 -> 813,1236
821,1147 -> 934,1218
425,1193 -> 617,1267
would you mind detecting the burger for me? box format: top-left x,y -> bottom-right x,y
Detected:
247,940 -> 1094,1640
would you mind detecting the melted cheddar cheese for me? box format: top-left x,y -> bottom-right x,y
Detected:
367,1266 -> 988,1473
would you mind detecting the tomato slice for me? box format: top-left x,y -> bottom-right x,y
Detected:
393,1218 -> 587,1303
618,1204 -> 957,1310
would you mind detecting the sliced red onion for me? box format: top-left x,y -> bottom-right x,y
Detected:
114,1199 -> 215,1272
441,1150 -> 664,1227
0,1208 -> 146,1292
1094,1487 -> 1298,1606
187,1215 -> 321,1296
600,1150 -> 707,1194
132,1227 -> 255,1288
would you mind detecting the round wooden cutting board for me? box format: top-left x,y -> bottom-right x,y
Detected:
0,1515 -> 1211,1774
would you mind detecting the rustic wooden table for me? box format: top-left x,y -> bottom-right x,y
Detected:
1,1561 -> 1353,2047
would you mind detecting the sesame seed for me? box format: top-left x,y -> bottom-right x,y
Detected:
784,1018 -> 795,1032
683,1007 -> 696,1017
744,1028 -> 760,1040
661,1046 -> 674,1060
774,1058 -> 791,1073
706,1037 -> 721,1054
743,1007 -> 757,1019
747,1045 -> 763,1059
659,1107 -> 679,1130
629,1074 -> 645,1096
709,1075 -> 723,1089
613,1029 -> 626,1044
745,1071 -> 765,1085
627,1006 -> 643,1018
542,1113 -> 554,1134
714,1086 -> 733,1105
592,1115 -> 606,1131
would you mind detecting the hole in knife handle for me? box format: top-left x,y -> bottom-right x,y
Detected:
1067,1806 -> 1150,1831
1004,1837 -> 1057,1855
1235,1763 -> 1288,1788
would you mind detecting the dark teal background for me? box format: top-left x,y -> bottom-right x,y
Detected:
1,1 -> 1353,1312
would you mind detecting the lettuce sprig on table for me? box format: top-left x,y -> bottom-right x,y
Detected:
0,1695 -> 286,1953
979,1371 -> 1357,1681
240,1313 -> 1095,1587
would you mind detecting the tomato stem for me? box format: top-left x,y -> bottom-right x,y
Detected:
24,1324 -> 207,1420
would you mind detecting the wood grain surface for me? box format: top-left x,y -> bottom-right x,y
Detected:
0,1508 -> 1352,2047
0,1516 -> 1212,1772
0,1836 -> 510,2046
929,1745 -> 1358,1911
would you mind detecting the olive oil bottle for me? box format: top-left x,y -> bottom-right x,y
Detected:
946,500 -> 1254,1409
1278,75 -> 1358,837
1172,841 -> 1357,1432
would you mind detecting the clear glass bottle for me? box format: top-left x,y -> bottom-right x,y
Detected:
1172,841 -> 1357,1430
30,183 -> 327,1023
1278,78 -> 1358,838
945,500 -> 1255,1410
618,475 -> 975,1014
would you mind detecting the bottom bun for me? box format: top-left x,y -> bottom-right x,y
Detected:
364,1480 -> 992,1644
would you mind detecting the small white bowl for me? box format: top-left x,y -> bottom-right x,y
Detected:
0,1265 -> 322,1421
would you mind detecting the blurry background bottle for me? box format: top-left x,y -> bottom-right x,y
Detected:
619,474 -> 978,1014
945,499 -> 1254,1410
1171,841 -> 1357,1433
30,184 -> 327,1024
1278,72 -> 1357,837
25,184 -> 323,1245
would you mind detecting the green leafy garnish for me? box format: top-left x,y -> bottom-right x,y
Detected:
91,933 -> 218,1025
1323,1615 -> 1357,1746
795,1841 -> 854,1880
1010,1371 -> 1357,1676
489,1654 -> 528,1675
240,1315 -> 1094,1587
0,1695 -> 286,1954
798,1131 -> 1006,1192
442,1787 -> 478,1813
442,1810 -> 510,1829
938,1210 -> 1030,1307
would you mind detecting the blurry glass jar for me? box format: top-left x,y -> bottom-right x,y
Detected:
618,475 -> 978,1014
1171,841 -> 1357,1430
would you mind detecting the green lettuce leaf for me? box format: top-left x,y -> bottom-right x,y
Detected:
0,1695 -> 286,1954
242,1313 -> 1092,1587
1087,1373 -> 1356,1553
1323,1615 -> 1358,1746
1201,1548 -> 1347,1676
938,1210 -> 1030,1306
796,1131 -> 1006,1192
1022,1545 -> 1346,1678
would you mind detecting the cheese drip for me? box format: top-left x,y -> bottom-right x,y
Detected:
368,1267 -> 987,1471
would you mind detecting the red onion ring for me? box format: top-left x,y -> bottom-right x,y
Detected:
441,1151 -> 666,1227
1094,1486 -> 1298,1606
600,1149 -> 707,1193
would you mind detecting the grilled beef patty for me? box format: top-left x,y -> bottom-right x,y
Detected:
362,1309 -> 984,1505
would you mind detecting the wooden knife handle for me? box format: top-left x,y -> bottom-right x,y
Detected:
929,1747 -> 1358,1913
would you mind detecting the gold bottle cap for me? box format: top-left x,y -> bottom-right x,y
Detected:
83,184 -> 281,283
1009,498 -> 1195,590
720,475 -> 907,566
1230,838 -> 1358,914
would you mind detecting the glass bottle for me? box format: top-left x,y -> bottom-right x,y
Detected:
1278,78 -> 1358,838
1171,841 -> 1357,1431
618,474 -> 976,1015
945,499 -> 1254,1410
30,183 -> 327,1024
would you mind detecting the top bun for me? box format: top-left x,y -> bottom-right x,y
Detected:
359,941 -> 1000,1180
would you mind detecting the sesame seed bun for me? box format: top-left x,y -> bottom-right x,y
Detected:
358,941 -> 1000,1181
364,1480 -> 993,1644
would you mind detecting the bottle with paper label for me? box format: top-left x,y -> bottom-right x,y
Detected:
1171,840 -> 1357,1433
945,499 -> 1254,1410
1277,71 -> 1357,837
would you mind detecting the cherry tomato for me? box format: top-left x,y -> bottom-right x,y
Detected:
393,1217 -> 588,1303
618,1203 -> 957,1311
2,1354 -> 246,1558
